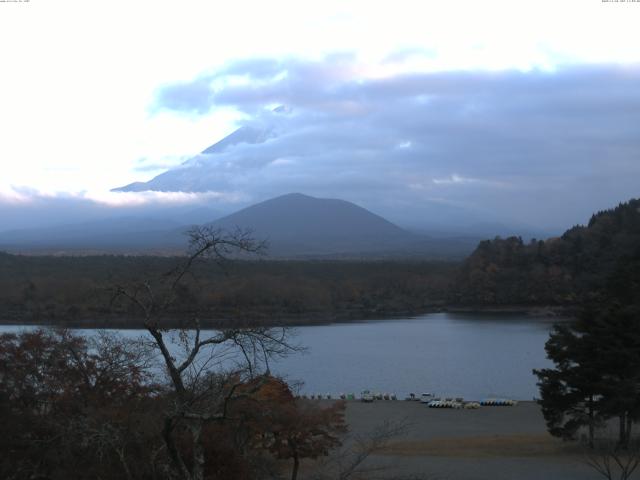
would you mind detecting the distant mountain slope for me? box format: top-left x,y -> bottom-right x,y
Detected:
452,198 -> 640,306
109,118 -> 527,236
0,193 -> 480,259
208,193 -> 420,256
112,126 -> 272,192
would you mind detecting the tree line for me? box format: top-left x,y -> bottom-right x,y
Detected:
452,198 -> 640,308
0,252 -> 455,328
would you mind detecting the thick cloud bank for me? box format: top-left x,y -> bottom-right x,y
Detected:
146,58 -> 640,230
4,57 -> 638,234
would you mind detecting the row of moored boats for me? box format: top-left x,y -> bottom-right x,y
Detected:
297,391 -> 517,408
407,393 -> 517,408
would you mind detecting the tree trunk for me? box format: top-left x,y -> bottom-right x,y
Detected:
619,413 -> 628,449
116,447 -> 134,480
163,416 -> 191,479
190,421 -> 205,480
291,452 -> 300,480
588,397 -> 595,449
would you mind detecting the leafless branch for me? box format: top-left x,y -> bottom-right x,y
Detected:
310,419 -> 411,480
584,438 -> 640,480
107,226 -> 298,480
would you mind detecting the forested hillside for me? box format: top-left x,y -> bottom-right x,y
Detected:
452,198 -> 640,307
3,198 -> 639,326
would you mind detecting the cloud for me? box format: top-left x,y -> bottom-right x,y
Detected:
144,57 -> 640,229
0,186 -> 249,232
431,174 -> 507,188
155,77 -> 216,114
0,187 -> 32,205
133,156 -> 189,173
432,174 -> 481,185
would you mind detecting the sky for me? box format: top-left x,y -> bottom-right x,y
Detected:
1,0 -> 639,231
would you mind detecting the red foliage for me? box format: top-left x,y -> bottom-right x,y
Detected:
0,329 -> 162,480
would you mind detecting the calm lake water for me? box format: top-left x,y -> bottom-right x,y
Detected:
0,312 -> 557,400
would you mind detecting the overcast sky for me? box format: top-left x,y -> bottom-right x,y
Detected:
1,0 -> 639,230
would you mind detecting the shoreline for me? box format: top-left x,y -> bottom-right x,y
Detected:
443,304 -> 570,317
0,304 -> 570,330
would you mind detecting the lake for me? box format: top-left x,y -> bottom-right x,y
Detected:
0,312 -> 557,400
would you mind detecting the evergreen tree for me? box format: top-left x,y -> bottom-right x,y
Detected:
586,306 -> 640,448
535,304 -> 640,449
534,322 -> 604,447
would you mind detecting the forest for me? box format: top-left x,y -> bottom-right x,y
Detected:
0,252 -> 456,328
452,198 -> 640,310
1,198 -> 640,328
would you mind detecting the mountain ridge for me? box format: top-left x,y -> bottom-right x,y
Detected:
0,193 -> 480,259
207,193 -> 419,256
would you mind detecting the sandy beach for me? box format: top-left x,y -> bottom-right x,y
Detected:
330,400 -> 609,480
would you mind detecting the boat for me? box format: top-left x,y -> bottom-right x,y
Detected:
361,390 -> 374,402
427,398 -> 463,409
480,398 -> 518,406
420,393 -> 434,404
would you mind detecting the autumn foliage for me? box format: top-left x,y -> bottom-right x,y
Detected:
0,330 -> 346,480
0,329 -> 163,479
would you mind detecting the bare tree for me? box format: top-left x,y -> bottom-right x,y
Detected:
111,226 -> 300,480
584,438 -> 640,480
310,419 -> 411,480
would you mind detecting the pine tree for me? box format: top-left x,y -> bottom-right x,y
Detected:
534,322 -> 604,447
535,304 -> 640,449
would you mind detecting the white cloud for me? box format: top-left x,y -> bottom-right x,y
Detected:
0,0 -> 639,230
432,174 -> 479,185
269,158 -> 297,167
83,190 -> 246,208
0,188 -> 32,205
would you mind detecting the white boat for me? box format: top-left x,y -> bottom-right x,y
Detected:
420,393 -> 434,404
361,390 -> 374,402
428,398 -> 464,409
